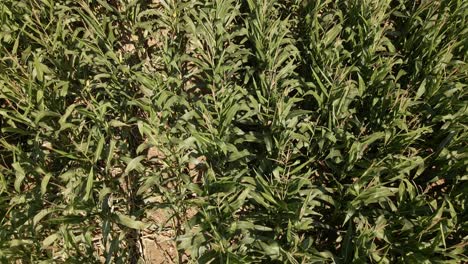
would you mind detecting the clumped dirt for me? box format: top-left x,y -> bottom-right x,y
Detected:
142,234 -> 177,263
141,206 -> 177,263
141,206 -> 198,263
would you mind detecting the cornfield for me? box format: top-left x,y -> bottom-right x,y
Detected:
0,0 -> 467,263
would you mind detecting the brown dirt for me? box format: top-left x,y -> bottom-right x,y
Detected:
142,233 -> 177,264
141,205 -> 198,263
142,207 -> 177,263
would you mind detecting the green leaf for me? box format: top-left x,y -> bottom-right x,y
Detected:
124,156 -> 145,175
84,167 -> 94,201
115,213 -> 149,230
40,173 -> 52,195
94,136 -> 105,163
109,120 -> 130,127
13,163 -> 26,193
42,233 -> 59,248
